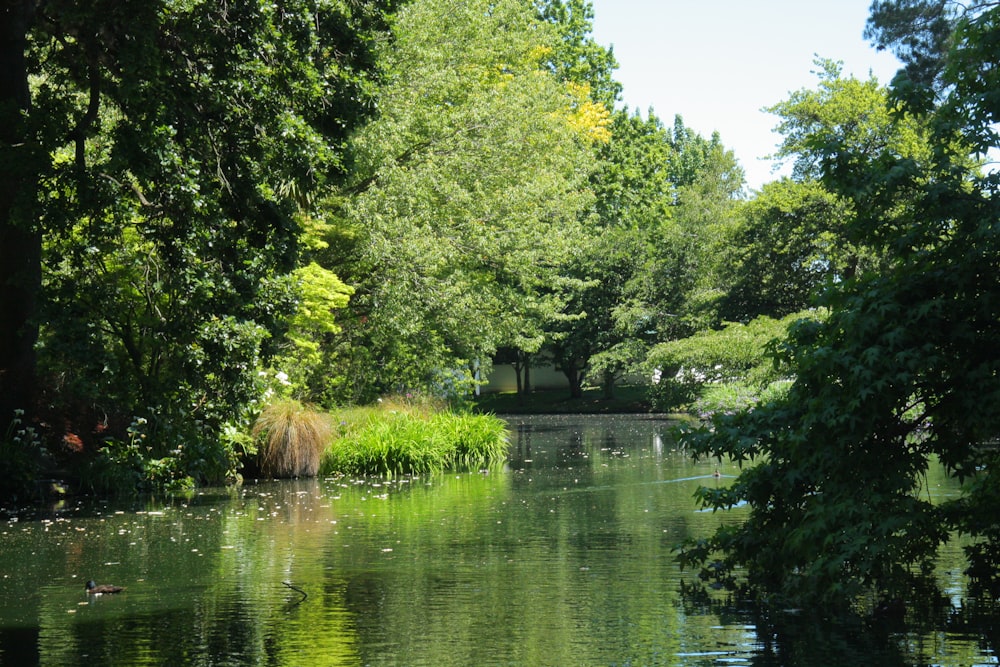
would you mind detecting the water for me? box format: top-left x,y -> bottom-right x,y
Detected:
0,414 -> 996,666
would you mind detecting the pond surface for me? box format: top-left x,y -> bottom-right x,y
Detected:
0,414 -> 996,666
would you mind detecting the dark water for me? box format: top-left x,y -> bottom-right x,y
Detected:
0,414 -> 996,666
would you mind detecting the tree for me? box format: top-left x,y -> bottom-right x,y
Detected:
325,0 -> 604,402
533,0 -> 622,109
548,226 -> 642,398
715,178 -> 859,322
634,116 -> 744,340
545,108 -> 675,398
1,0 -> 392,486
679,1 -> 1000,606
0,1 -> 41,434
545,110 -> 745,399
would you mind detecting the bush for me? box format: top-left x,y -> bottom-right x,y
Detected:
0,411 -> 43,502
645,310 -> 822,411
692,379 -> 793,419
253,399 -> 331,478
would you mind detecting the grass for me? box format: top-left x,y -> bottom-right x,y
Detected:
253,399 -> 332,478
320,395 -> 509,477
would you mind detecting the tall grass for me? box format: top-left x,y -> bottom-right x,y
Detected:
320,398 -> 508,477
253,399 -> 331,478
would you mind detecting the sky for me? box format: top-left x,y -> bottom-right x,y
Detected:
588,0 -> 903,190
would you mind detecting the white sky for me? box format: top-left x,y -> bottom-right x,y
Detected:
588,0 -> 903,190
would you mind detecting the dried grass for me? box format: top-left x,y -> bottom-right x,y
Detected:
253,399 -> 331,478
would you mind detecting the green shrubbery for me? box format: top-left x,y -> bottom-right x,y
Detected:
645,310 -> 822,412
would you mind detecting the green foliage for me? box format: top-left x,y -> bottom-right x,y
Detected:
9,0 -> 392,488
0,410 -> 43,502
546,111 -> 745,399
717,179 -> 866,322
679,3 -> 1000,607
268,261 -> 354,404
646,312 -> 814,411
691,379 -> 793,419
766,58 -> 931,187
328,0 -> 600,401
547,226 -> 644,397
629,116 -> 745,340
81,417 -> 195,495
667,115 -> 745,195
253,399 -> 331,478
321,403 -> 508,477
533,0 -> 622,108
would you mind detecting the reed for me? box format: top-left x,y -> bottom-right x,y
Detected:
320,401 -> 508,477
253,399 -> 331,478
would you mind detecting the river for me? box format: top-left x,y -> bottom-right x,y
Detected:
0,414 -> 995,665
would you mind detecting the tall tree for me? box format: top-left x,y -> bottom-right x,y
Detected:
547,109 -> 673,397
0,1 -> 41,433
547,110 -> 744,398
679,1 -> 1000,606
715,178 -> 859,322
636,116 -> 744,340
1,0 -> 391,483
534,0 -> 621,108
325,0 -> 603,402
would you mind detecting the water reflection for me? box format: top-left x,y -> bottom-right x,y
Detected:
0,415 -> 996,665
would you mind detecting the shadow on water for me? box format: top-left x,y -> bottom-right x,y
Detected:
0,414 -> 997,666
679,580 -> 1000,667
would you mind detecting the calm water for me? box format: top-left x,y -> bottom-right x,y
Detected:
0,414 -> 996,666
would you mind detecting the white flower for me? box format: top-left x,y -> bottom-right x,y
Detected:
275,371 -> 291,386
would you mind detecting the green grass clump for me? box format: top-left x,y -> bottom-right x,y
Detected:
320,399 -> 508,477
253,399 -> 332,478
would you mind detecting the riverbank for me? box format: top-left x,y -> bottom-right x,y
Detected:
472,385 -> 654,415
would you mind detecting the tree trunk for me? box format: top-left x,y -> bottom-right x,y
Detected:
602,369 -> 615,399
0,1 -> 39,432
564,365 -> 583,399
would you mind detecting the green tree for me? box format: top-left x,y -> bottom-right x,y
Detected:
716,178 -> 859,322
634,116 -> 744,340
679,1 -> 1000,606
326,0 -> 602,402
547,227 -> 641,398
533,0 -> 622,108
546,111 -> 744,399
1,0 -> 391,487
545,109 -> 673,398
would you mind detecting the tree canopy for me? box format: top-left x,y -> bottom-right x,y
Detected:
1,0 -> 394,488
319,0 -> 605,403
679,0 -> 1000,606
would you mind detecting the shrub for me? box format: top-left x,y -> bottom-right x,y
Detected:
253,399 -> 331,478
693,379 -> 794,419
0,411 -> 43,502
645,310 -> 822,411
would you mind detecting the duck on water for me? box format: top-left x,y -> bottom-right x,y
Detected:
85,580 -> 125,595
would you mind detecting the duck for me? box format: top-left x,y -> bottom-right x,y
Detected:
85,580 -> 125,595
